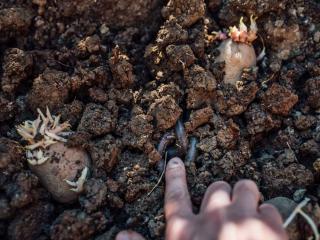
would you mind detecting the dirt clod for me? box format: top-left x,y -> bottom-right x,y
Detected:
262,83 -> 298,116
245,104 -> 280,135
89,135 -> 121,175
185,64 -> 217,109
78,103 -> 117,137
0,138 -> 24,174
27,69 -> 71,113
162,0 -> 205,28
0,8 -> 33,42
0,95 -> 16,122
50,210 -> 107,240
304,77 -> 320,109
148,95 -> 182,131
262,162 -> 314,197
109,46 -> 136,89
185,106 -> 214,133
7,202 -> 53,240
1,48 -> 33,96
166,44 -> 196,71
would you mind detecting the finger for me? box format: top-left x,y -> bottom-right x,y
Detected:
259,203 -> 283,225
232,180 -> 260,213
165,157 -> 193,220
166,217 -> 194,240
200,181 -> 231,213
259,204 -> 288,240
116,230 -> 146,240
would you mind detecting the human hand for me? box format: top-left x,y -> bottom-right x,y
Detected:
116,157 -> 288,240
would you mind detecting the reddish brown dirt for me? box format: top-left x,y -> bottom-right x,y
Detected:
0,0 -> 320,239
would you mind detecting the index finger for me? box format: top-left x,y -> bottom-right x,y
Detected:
165,158 -> 193,220
116,230 -> 146,240
232,180 -> 260,214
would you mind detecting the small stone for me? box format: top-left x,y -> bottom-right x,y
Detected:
293,189 -> 307,202
266,197 -> 297,219
77,35 -> 101,54
275,20 -> 284,27
100,24 -> 110,35
266,197 -> 300,239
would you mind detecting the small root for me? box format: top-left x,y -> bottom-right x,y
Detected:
283,198 -> 319,240
65,167 -> 89,193
148,152 -> 168,196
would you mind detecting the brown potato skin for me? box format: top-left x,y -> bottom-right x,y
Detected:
29,143 -> 91,203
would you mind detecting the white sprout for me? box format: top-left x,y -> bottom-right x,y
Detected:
283,198 -> 319,240
239,17 -> 248,32
250,15 -> 258,34
16,107 -> 71,165
65,167 -> 89,193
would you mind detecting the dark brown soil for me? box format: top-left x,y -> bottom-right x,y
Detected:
1,0 -> 320,239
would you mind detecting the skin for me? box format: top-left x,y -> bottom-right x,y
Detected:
116,158 -> 288,240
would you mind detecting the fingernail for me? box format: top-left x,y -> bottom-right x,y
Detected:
167,157 -> 183,168
116,232 -> 129,240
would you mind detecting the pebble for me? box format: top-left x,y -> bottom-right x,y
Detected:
265,197 -> 297,219
293,189 -> 307,202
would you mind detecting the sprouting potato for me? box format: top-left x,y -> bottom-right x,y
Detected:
16,108 -> 90,203
29,142 -> 90,203
215,39 -> 256,85
215,16 -> 258,86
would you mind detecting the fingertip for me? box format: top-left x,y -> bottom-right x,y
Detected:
234,179 -> 259,190
209,181 -> 231,190
165,157 -> 185,178
259,203 -> 283,224
259,203 -> 288,239
116,230 -> 145,240
233,180 -> 260,201
200,181 -> 232,213
232,180 -> 260,211
259,203 -> 278,211
165,157 -> 192,220
166,157 -> 185,169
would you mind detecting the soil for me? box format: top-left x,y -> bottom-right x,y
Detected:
0,0 -> 320,239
